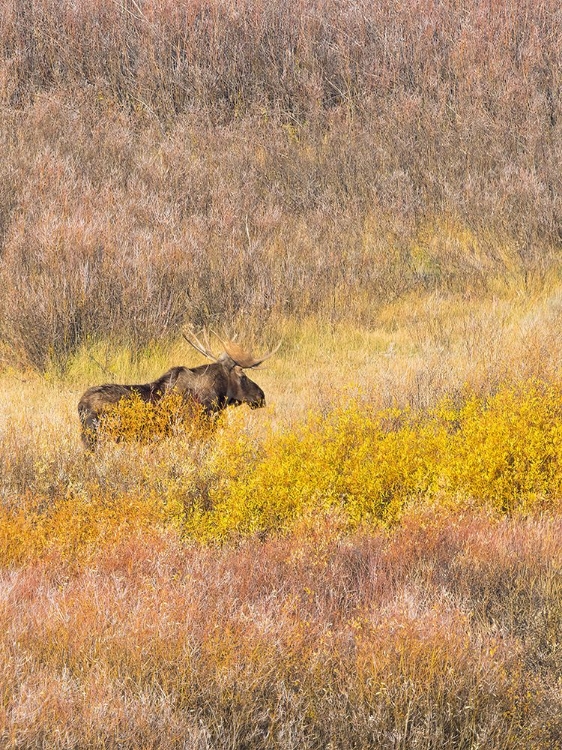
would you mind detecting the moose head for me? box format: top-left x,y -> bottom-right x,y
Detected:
78,329 -> 280,449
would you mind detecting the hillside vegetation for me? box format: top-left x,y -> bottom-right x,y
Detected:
1,1 -> 562,748
0,0 -> 561,370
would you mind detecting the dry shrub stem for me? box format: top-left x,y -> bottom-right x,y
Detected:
1,4 -> 562,746
0,0 -> 561,369
0,516 -> 560,749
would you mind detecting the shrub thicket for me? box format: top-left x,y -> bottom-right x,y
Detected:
0,511 -> 560,748
0,0 -> 561,369
0,380 -> 560,560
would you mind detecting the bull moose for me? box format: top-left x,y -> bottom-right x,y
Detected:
78,330 -> 278,449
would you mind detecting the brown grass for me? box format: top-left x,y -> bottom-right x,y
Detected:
0,0 -> 561,369
2,1 -> 562,746
1,514 -> 561,749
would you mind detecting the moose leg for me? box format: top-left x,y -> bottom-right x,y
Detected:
79,409 -> 100,451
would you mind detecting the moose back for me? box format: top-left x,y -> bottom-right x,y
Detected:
78,333 -> 277,449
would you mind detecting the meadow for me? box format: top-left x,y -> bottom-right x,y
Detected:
1,312 -> 562,748
1,0 -> 562,747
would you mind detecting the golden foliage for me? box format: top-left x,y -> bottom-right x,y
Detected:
186,381 -> 562,541
98,390 -> 216,445
1,378 -> 561,746
3,380 -> 561,562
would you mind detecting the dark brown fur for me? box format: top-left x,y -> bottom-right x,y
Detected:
78,354 -> 265,449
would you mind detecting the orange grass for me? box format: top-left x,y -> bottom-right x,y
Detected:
1,514 -> 560,748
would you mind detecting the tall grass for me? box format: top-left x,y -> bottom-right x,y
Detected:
2,361 -> 562,747
0,0 -> 561,369
2,2 -> 562,746
1,515 -> 560,748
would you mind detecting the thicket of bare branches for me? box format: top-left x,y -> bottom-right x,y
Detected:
0,0 -> 561,369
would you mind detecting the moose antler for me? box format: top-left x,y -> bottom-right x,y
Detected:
219,336 -> 281,369
184,327 -> 281,368
182,328 -> 218,361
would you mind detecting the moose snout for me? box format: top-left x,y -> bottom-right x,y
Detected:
250,386 -> 266,409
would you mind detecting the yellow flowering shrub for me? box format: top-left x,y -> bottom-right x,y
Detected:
189,407 -> 441,540
1,379 -> 562,561
441,382 -> 562,511
99,390 -> 217,444
186,381 -> 562,540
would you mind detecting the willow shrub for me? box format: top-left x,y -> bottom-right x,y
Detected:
186,380 -> 562,541
97,390 -> 217,445
440,383 -> 562,512
1,380 -> 562,562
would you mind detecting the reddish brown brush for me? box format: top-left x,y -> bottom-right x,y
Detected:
1,513 -> 560,748
0,0 -> 560,370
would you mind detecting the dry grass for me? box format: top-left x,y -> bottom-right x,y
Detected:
2,1 -> 562,746
0,515 -> 560,748
0,0 -> 561,370
1,303 -> 561,749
